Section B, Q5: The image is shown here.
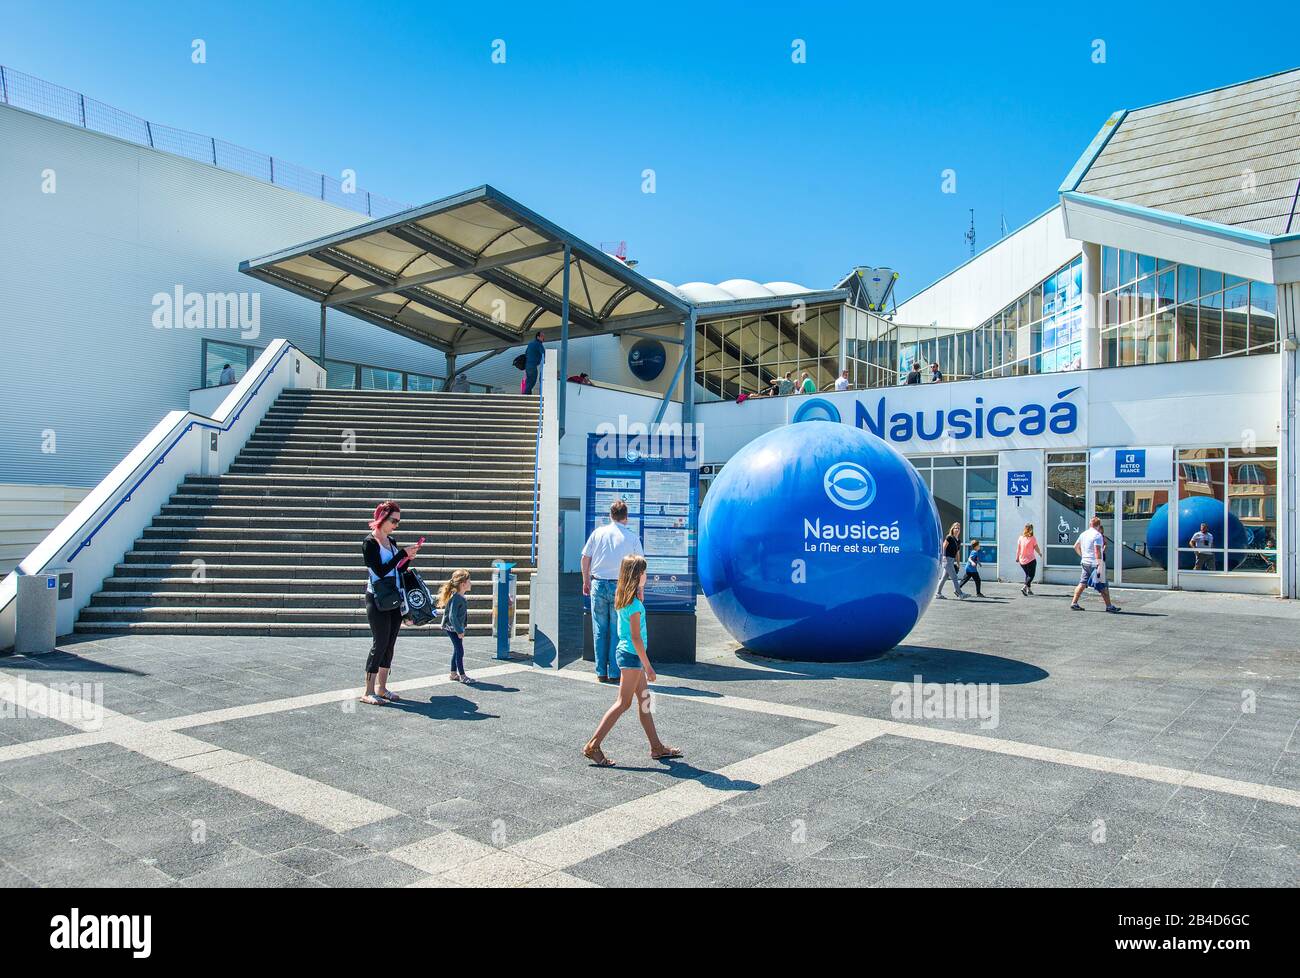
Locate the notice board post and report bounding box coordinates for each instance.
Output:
[582,431,699,664]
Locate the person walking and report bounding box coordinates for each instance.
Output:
[1190,521,1216,570]
[936,522,968,599]
[361,501,420,705]
[959,539,985,597]
[1070,516,1121,613]
[1016,523,1044,595]
[582,555,683,768]
[437,569,473,683]
[581,499,644,683]
[523,331,545,395]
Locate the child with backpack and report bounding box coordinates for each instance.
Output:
[959,540,985,598]
[437,569,473,683]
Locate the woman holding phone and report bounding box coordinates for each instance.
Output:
[361,500,421,705]
[582,555,683,767]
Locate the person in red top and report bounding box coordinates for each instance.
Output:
[1015,523,1044,596]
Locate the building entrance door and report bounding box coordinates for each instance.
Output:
[1088,486,1174,586]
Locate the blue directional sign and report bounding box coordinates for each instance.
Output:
[1007,470,1032,497]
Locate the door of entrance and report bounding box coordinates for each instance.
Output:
[1088,486,1174,586]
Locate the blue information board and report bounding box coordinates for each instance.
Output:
[585,433,699,611]
[1006,470,1032,497]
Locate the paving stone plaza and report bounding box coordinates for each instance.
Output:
[1,580,1296,888]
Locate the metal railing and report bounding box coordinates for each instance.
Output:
[530,363,543,565]
[0,64,409,220]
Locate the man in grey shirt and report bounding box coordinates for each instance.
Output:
[777,372,794,396]
[1190,522,1215,570]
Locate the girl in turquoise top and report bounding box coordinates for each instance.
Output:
[583,555,683,768]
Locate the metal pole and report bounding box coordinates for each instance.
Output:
[558,244,571,439]
[319,304,327,362]
[683,307,697,427]
[442,353,457,391]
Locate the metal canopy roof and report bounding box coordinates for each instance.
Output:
[239,185,692,355]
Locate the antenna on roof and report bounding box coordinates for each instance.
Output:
[600,240,637,268]
[964,209,976,256]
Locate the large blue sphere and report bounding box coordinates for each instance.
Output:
[1145,496,1248,570]
[699,421,941,661]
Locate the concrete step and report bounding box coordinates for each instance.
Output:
[137,527,532,542]
[242,435,536,451]
[73,621,511,637]
[234,449,535,465]
[87,590,530,609]
[259,409,537,425]
[77,605,528,626]
[113,562,535,579]
[100,576,532,593]
[276,391,537,407]
[208,473,532,490]
[153,512,532,527]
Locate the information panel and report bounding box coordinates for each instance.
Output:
[585,433,699,611]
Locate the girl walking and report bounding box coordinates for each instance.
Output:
[959,539,985,598]
[1016,523,1044,595]
[361,501,420,706]
[582,555,683,768]
[437,569,473,683]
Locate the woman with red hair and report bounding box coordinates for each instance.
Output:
[361,501,421,705]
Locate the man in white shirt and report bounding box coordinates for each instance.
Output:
[1190,522,1216,570]
[1070,516,1120,613]
[834,370,850,392]
[581,499,644,683]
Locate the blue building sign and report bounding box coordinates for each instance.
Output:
[585,433,699,610]
[1007,470,1032,496]
[1116,449,1146,479]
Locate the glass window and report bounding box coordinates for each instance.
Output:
[203,339,254,387]
[1046,461,1087,567]
[1249,282,1277,353]
[406,374,436,391]
[1201,269,1223,295]
[325,359,358,389]
[361,367,404,390]
[1137,253,1156,279]
[1198,305,1223,359]
[1176,304,1198,361]
[1120,250,1138,285]
[1177,265,1198,303]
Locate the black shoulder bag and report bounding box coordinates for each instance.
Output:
[370,537,404,612]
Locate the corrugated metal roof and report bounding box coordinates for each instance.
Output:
[1075,68,1300,236]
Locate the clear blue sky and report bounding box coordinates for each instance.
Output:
[3,0,1296,301]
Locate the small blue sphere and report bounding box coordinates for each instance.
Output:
[699,421,941,661]
[1145,496,1248,570]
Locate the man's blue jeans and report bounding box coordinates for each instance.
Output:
[589,579,620,680]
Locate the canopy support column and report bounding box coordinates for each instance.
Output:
[318,304,327,362]
[441,353,457,391]
[682,308,696,428]
[557,243,571,439]
[652,308,694,428]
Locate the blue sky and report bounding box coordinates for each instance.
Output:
[3,0,1296,300]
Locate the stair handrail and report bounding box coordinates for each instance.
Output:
[0,339,314,645]
[68,342,296,564]
[531,361,543,565]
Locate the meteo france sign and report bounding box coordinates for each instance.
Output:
[788,372,1088,454]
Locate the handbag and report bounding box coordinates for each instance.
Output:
[371,575,403,612]
[401,569,440,627]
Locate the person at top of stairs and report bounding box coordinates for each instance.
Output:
[362,501,421,706]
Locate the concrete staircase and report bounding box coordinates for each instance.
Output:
[77,388,539,637]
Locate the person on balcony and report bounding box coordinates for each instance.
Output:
[524,332,545,394]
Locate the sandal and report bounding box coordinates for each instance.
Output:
[377,689,402,702]
[583,743,615,767]
[651,746,684,760]
[359,694,386,706]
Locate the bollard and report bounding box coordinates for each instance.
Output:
[491,560,517,659]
